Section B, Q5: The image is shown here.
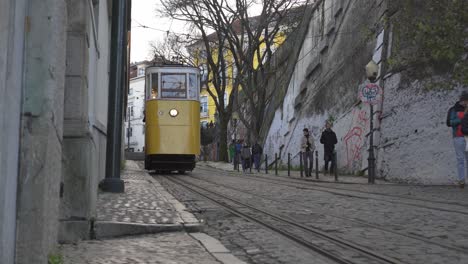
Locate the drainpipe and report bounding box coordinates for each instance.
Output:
[99,0,129,192]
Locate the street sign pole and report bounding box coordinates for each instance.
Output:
[360,83,381,184]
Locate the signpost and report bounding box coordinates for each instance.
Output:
[359,82,382,184]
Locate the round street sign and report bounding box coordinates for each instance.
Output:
[359,83,382,105]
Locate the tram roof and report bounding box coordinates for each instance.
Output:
[146,63,198,70]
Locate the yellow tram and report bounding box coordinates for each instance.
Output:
[144,64,200,173]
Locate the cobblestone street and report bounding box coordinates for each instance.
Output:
[158,163,468,264]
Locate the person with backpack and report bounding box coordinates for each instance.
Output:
[252,141,263,172]
[300,128,315,177]
[448,91,468,188]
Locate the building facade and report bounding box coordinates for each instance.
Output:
[0,0,129,263]
[125,61,149,152]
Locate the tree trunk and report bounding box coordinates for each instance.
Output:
[218,114,229,162]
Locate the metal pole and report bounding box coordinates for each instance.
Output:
[288,153,291,177]
[100,0,128,193]
[127,109,130,151]
[299,152,303,178]
[315,150,319,179]
[368,104,376,184]
[249,152,252,173]
[275,153,278,176]
[334,151,338,182]
[265,154,268,174]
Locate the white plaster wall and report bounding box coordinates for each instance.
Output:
[379,73,464,184]
[126,76,146,151]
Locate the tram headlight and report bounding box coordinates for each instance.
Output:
[169,109,179,117]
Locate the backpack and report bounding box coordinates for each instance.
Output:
[446,106,454,127]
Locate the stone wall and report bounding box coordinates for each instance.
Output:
[60,0,111,242]
[264,0,387,172]
[14,1,68,263]
[263,0,467,184]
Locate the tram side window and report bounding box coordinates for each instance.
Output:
[188,73,198,100]
[151,73,158,99]
[161,73,187,99]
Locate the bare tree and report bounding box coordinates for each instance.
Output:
[149,34,195,65]
[160,0,308,161]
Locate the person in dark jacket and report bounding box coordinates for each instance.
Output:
[449,92,468,188]
[241,142,251,172]
[234,140,243,170]
[320,121,338,174]
[252,142,263,172]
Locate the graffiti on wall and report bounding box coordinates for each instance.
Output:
[343,107,369,170]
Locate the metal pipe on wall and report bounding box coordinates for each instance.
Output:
[100,0,129,193]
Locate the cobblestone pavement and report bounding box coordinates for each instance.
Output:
[59,233,220,264]
[97,161,188,225]
[60,161,245,264]
[158,165,468,264]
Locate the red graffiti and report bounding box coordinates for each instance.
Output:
[344,109,369,168]
[344,127,364,167]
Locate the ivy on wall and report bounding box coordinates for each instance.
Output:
[389,0,468,88]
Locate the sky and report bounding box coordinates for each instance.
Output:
[130,0,272,63]
[130,0,188,63]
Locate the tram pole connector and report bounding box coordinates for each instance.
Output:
[299,152,303,178]
[288,153,291,177]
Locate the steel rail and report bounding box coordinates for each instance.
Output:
[182,174,468,255]
[196,166,468,214]
[162,175,403,264]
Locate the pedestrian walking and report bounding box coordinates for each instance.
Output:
[300,128,315,177]
[234,140,242,170]
[241,142,252,172]
[229,140,235,163]
[320,121,338,175]
[449,91,468,188]
[252,141,263,172]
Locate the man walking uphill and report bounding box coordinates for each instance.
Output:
[448,91,468,188]
[320,122,338,174]
[301,128,315,177]
[252,141,263,172]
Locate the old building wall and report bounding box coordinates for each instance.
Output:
[14,0,68,263]
[60,0,111,242]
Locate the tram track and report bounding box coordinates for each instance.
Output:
[196,166,468,215]
[178,174,468,255]
[161,175,405,264]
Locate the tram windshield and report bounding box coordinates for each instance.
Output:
[161,73,187,99]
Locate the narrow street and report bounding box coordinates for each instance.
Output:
[158,164,468,264]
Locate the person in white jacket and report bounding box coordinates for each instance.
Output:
[300,128,315,177]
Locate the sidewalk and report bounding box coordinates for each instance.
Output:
[201,161,391,185]
[60,160,246,264]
